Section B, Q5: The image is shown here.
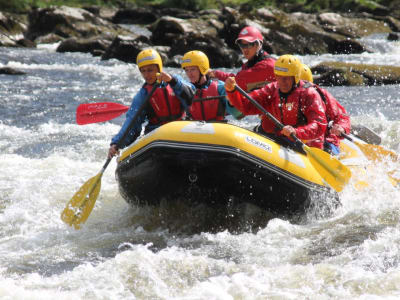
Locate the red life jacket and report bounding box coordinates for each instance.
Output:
[257,82,307,132]
[144,84,183,125]
[236,52,276,91]
[190,80,226,121]
[214,51,276,92]
[312,84,351,146]
[251,81,326,149]
[227,81,326,148]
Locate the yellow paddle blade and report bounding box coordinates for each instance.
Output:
[353,180,370,190]
[304,146,352,192]
[356,143,398,163]
[61,173,102,229]
[387,170,400,187]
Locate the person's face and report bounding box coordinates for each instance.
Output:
[184,66,201,83]
[237,40,258,60]
[139,64,159,84]
[276,75,295,93]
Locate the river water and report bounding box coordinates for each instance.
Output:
[0,34,400,299]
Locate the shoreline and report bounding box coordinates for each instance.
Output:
[1,4,400,86]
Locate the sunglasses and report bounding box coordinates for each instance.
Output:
[238,42,257,49]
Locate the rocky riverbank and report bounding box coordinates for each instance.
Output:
[1,4,400,86]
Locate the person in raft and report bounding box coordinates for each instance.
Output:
[224,54,328,150]
[108,48,193,158]
[208,26,276,92]
[173,50,243,121]
[300,64,351,155]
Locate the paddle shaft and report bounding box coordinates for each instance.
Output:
[342,133,357,143]
[234,85,351,191]
[115,83,159,149]
[86,81,157,175]
[83,156,112,205]
[234,86,381,149]
[61,82,160,228]
[234,85,304,144]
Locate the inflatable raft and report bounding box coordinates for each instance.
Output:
[115,121,355,215]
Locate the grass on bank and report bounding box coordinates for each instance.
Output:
[0,0,392,13]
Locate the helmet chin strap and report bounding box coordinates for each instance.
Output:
[195,75,202,85]
[195,74,207,86]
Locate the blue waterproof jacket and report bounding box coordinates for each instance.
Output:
[111,75,192,148]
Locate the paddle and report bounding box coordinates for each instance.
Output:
[234,85,352,192]
[342,134,399,187]
[351,124,382,145]
[387,170,400,186]
[76,102,129,125]
[342,133,398,162]
[61,82,160,229]
[76,96,226,125]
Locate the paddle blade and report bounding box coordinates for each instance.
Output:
[61,173,102,229]
[304,146,352,192]
[388,170,400,187]
[357,143,398,162]
[76,102,129,125]
[351,124,381,145]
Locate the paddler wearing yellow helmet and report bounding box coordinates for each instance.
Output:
[224,54,329,150]
[108,48,193,158]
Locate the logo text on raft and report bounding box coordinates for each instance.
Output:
[245,136,272,153]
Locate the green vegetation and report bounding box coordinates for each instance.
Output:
[0,0,391,13]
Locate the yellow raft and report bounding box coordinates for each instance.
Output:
[116,121,362,215]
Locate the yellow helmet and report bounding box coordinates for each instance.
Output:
[274,54,302,84]
[136,49,162,72]
[181,50,210,75]
[300,63,313,83]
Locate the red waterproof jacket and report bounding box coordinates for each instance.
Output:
[144,84,184,125]
[190,80,226,121]
[227,80,328,149]
[214,51,276,92]
[313,85,351,147]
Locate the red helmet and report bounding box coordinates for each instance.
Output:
[235,26,264,44]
